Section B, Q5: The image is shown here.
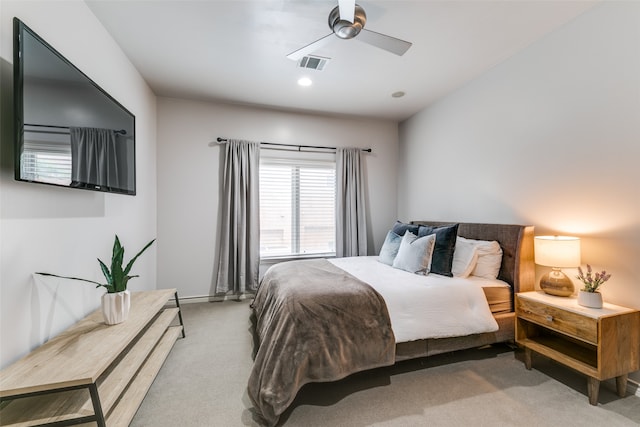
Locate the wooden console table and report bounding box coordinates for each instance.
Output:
[0,289,184,426]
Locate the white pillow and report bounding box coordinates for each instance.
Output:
[457,236,503,280]
[451,238,479,278]
[378,231,402,265]
[392,231,436,275]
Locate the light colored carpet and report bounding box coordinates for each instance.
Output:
[131,301,640,426]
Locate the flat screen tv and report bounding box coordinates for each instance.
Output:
[13,18,136,195]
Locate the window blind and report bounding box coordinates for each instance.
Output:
[260,157,336,258]
[21,139,72,185]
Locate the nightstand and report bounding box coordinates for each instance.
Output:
[515,291,640,405]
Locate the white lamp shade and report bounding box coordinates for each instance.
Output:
[534,236,581,268]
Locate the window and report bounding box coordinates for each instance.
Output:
[21,138,72,186]
[260,154,336,258]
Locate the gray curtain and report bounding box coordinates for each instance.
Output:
[70,127,123,190]
[336,147,368,257]
[216,139,260,294]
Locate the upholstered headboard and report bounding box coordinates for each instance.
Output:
[411,221,535,295]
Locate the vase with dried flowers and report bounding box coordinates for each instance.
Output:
[576,264,611,308]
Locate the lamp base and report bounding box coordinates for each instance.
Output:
[539,269,574,297]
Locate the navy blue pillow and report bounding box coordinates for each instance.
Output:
[391,221,420,236]
[418,223,459,277]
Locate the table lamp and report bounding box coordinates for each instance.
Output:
[534,235,581,297]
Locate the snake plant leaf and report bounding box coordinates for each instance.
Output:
[110,245,126,293]
[97,260,116,293]
[98,258,113,286]
[35,272,107,288]
[123,239,156,276]
[112,235,123,262]
[111,237,125,280]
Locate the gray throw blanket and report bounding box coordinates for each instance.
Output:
[248,259,396,426]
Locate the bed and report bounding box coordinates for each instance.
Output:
[249,221,535,426]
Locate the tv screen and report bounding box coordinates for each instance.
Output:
[13,18,136,195]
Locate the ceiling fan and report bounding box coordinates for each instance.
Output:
[287,0,412,61]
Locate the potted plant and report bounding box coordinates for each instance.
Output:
[37,236,155,325]
[575,264,611,308]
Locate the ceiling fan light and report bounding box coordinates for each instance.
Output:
[328,5,366,40]
[334,21,362,39]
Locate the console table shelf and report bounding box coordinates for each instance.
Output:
[0,289,184,426]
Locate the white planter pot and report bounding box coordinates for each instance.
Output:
[577,290,603,309]
[101,290,131,325]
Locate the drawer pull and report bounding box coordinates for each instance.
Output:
[545,315,554,322]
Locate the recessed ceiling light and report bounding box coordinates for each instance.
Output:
[298,77,313,87]
[391,91,405,98]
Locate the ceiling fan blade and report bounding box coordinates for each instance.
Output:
[286,33,334,61]
[338,0,356,23]
[357,29,412,56]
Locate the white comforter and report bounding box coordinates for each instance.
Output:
[329,256,501,343]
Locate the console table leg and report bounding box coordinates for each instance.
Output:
[615,374,628,397]
[587,377,600,405]
[174,291,186,338]
[524,348,532,370]
[89,383,106,427]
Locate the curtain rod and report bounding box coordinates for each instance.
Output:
[216,137,372,153]
[25,123,127,135]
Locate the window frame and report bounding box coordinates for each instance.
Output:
[259,150,336,261]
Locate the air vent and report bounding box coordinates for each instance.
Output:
[298,55,329,71]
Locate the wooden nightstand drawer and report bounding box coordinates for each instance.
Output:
[516,296,597,344]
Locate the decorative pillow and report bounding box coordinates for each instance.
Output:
[391,220,420,236]
[378,231,402,265]
[417,223,459,277]
[451,237,479,278]
[392,231,436,275]
[457,236,503,280]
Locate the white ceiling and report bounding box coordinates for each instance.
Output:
[86,0,597,121]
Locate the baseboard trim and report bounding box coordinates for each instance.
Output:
[628,378,640,397]
[178,296,211,304]
[177,294,255,304]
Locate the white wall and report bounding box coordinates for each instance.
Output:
[0,1,157,368]
[156,97,398,299]
[398,2,640,380]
